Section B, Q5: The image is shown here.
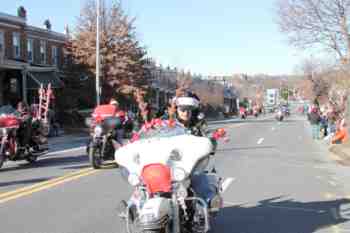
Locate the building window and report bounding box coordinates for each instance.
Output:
[51,46,59,66]
[13,32,21,59]
[27,39,34,63]
[40,40,46,64]
[10,78,18,94]
[0,31,4,54]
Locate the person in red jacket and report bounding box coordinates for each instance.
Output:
[332,119,349,144]
[109,99,126,147]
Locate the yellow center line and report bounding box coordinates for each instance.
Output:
[0,167,100,204]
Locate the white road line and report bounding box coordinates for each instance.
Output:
[329,181,338,187]
[221,177,235,193]
[45,146,85,156]
[257,138,264,145]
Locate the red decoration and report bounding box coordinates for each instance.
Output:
[130,132,140,143]
[212,128,227,141]
[167,119,176,128]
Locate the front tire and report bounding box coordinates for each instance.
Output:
[0,153,5,168]
[26,154,38,163]
[88,143,102,169]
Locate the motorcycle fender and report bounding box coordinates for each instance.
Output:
[139,197,171,221]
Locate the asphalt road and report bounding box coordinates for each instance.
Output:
[1,114,350,233]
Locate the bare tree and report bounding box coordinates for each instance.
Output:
[295,58,331,102]
[71,0,149,101]
[276,0,350,63]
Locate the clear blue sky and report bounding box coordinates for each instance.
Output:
[2,0,307,76]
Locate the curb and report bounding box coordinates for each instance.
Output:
[328,144,350,165]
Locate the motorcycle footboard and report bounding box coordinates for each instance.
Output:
[185,197,210,232]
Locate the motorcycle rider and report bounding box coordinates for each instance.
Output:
[16,101,32,151]
[167,91,206,136]
[118,92,225,229]
[109,99,125,148]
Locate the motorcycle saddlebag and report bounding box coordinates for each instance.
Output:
[191,173,221,209]
[0,116,21,128]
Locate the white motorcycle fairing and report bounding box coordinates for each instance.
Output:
[114,134,213,178]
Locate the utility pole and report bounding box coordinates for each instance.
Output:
[95,0,101,106]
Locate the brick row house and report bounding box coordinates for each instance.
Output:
[0,7,66,106]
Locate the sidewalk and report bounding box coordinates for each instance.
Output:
[303,119,350,165]
[329,142,350,165]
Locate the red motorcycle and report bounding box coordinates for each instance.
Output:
[0,106,48,169]
[87,104,122,169]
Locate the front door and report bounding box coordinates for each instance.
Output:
[2,70,22,107]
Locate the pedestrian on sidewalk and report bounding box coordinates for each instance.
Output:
[331,118,349,144]
[309,106,321,140]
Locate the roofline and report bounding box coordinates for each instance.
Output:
[0,12,26,25]
[26,25,67,40]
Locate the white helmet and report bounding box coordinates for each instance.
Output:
[173,96,199,110]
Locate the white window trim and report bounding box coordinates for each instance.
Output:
[27,38,34,63]
[40,40,47,64]
[51,45,58,66]
[13,32,21,59]
[0,30,4,52]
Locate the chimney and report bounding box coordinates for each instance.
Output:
[44,19,52,30]
[17,6,27,19]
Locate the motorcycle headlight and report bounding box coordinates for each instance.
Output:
[1,128,7,135]
[172,167,187,182]
[94,125,103,137]
[128,173,140,186]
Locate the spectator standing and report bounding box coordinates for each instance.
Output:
[331,119,349,144]
[309,107,321,140]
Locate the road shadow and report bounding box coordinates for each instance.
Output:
[0,154,88,172]
[217,146,276,152]
[0,177,54,187]
[211,196,350,233]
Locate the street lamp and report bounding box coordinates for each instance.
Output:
[95,0,101,106]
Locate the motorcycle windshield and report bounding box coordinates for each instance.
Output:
[0,106,21,128]
[0,105,20,117]
[137,121,189,140]
[115,120,213,179]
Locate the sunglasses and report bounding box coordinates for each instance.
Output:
[178,106,192,112]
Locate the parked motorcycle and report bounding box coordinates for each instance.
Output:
[0,105,48,169]
[115,120,231,233]
[87,104,122,169]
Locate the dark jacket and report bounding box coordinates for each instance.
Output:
[309,111,321,125]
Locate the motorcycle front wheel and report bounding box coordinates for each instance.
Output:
[0,153,5,168]
[88,143,102,169]
[26,154,38,163]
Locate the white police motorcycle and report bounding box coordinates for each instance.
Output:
[115,120,231,233]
